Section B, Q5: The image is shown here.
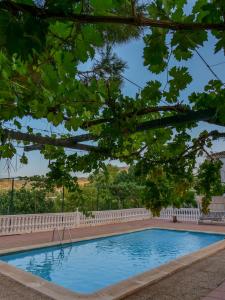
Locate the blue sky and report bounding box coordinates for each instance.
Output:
[0,32,225,178]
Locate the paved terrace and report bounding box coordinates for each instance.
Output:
[0,219,225,300]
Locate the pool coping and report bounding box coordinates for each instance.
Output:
[0,226,225,300]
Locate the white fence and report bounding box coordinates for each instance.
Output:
[0,207,201,236]
[158,208,200,222]
[80,208,150,226]
[0,212,80,236]
[0,208,150,236]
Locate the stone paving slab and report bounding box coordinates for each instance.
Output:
[0,219,225,300]
[202,279,225,300]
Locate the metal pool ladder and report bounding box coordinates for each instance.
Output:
[51,227,72,244]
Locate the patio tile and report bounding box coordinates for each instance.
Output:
[217,283,225,291]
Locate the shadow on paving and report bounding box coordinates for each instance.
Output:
[0,274,52,300]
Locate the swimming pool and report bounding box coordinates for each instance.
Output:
[0,228,224,294]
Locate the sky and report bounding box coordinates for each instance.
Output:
[0,29,225,178]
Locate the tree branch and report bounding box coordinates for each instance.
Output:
[174,130,225,162]
[1,1,225,31]
[134,109,215,132]
[81,104,190,129]
[1,109,218,153]
[21,104,190,129]
[131,0,136,17]
[23,143,98,152]
[3,129,99,152]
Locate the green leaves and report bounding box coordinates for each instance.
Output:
[0,188,55,215]
[13,120,22,129]
[0,143,16,158]
[148,0,186,21]
[190,80,225,124]
[144,29,169,74]
[164,67,192,102]
[142,163,195,216]
[20,153,28,164]
[0,0,224,211]
[172,30,208,61]
[214,32,225,54]
[196,159,225,213]
[141,81,162,105]
[169,66,192,89]
[91,0,113,13]
[4,14,48,59]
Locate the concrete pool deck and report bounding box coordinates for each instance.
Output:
[0,219,225,300]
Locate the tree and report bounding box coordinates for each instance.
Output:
[1,1,225,213]
[195,159,225,214]
[110,168,144,208]
[89,164,118,210]
[0,188,54,214]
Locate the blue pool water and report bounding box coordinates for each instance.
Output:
[0,229,224,294]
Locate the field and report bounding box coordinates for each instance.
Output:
[0,177,89,191]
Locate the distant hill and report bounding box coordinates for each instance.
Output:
[0,177,89,191]
[0,179,28,191]
[0,167,128,191]
[77,177,89,186]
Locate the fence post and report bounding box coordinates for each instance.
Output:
[61,185,65,213]
[9,178,15,215]
[76,208,80,227]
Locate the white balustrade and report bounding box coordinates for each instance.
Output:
[157,208,200,222]
[0,208,150,236]
[0,211,81,236]
[0,207,201,236]
[79,208,150,227]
